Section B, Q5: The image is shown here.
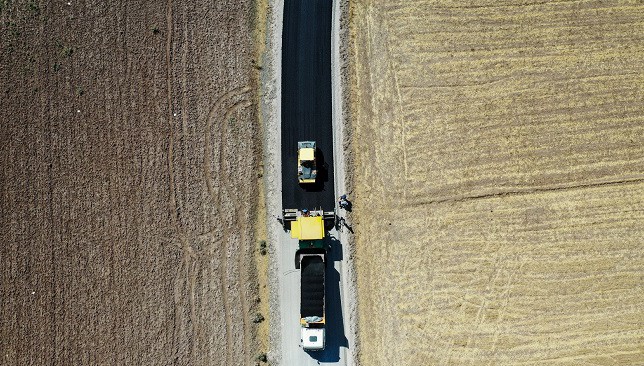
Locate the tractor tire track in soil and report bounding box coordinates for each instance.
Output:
[203,86,254,366]
[0,1,263,365]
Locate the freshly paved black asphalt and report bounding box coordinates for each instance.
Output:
[282,0,335,211]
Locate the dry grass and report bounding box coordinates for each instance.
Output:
[349,1,644,364]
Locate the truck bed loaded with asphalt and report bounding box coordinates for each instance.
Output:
[299,249,326,350]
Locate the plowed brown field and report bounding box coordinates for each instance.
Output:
[349,1,644,365]
[1,1,264,365]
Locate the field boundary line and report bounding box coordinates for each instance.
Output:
[414,176,644,206]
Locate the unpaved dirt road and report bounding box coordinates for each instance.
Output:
[349,0,644,365]
[1,1,264,365]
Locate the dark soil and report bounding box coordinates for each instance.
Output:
[1,1,262,365]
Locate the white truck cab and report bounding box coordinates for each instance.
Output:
[301,327,325,351]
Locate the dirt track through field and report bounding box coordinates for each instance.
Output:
[349,1,644,365]
[1,1,264,365]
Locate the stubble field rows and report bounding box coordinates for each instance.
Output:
[349,1,644,365]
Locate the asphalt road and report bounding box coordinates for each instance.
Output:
[276,0,353,365]
[281,0,335,211]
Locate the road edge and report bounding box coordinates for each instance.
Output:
[260,0,284,364]
[331,0,360,365]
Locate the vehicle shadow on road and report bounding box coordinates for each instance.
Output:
[327,234,343,262]
[300,148,329,193]
[306,234,348,362]
[307,265,348,363]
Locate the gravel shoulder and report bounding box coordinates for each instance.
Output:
[331,0,360,364]
[259,0,285,363]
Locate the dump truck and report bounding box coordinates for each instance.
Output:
[298,248,326,351]
[297,141,317,184]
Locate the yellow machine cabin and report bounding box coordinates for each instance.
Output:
[297,141,317,184]
[291,215,325,241]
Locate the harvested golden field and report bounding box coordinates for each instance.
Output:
[1,1,265,365]
[349,0,644,364]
